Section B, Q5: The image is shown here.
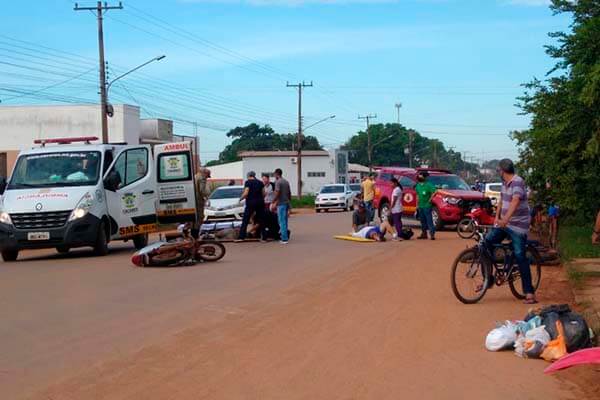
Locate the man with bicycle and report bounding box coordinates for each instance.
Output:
[486,159,537,304]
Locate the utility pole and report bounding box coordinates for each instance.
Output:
[287,81,313,197]
[432,140,438,168]
[408,130,414,168]
[394,102,402,125]
[75,1,123,144]
[358,114,377,172]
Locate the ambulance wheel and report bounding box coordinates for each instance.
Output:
[56,246,70,254]
[133,234,148,250]
[93,222,109,256]
[1,249,18,262]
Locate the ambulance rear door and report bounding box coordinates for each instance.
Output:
[154,142,198,225]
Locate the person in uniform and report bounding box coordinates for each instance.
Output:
[193,167,211,238]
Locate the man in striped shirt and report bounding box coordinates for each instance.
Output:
[486,159,537,304]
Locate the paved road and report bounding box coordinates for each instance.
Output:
[0,211,582,399]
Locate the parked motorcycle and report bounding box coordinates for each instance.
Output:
[131,223,226,267]
[456,205,496,239]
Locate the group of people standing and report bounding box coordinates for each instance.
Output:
[236,168,292,244]
[351,172,435,242]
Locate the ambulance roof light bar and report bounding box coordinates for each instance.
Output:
[34,136,99,147]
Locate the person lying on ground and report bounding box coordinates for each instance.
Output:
[352,201,369,232]
[350,219,393,241]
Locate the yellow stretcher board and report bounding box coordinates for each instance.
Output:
[334,235,376,242]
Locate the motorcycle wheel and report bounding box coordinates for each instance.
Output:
[457,218,476,239]
[196,242,226,262]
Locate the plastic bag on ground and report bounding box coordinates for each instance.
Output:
[514,326,552,358]
[515,316,542,334]
[486,321,518,351]
[541,320,568,362]
[526,304,592,352]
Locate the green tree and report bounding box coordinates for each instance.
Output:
[342,123,479,177]
[512,0,600,218]
[209,123,322,165]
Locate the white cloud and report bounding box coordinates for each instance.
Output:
[109,26,437,72]
[179,0,399,5]
[503,0,551,6]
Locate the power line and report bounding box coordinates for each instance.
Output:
[0,66,96,102]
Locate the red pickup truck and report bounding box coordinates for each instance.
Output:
[373,167,487,230]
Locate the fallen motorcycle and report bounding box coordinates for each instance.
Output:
[456,205,496,239]
[131,223,226,267]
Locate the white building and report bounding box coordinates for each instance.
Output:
[208,160,244,185]
[241,151,334,196]
[0,104,141,147]
[205,150,357,196]
[0,103,198,176]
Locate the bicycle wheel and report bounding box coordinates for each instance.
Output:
[509,246,542,300]
[451,247,491,304]
[196,242,226,262]
[457,218,476,239]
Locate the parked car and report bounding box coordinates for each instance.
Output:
[204,185,245,221]
[484,182,502,207]
[349,183,362,206]
[373,167,487,230]
[315,184,354,212]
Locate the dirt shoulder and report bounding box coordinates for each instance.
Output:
[30,231,588,400]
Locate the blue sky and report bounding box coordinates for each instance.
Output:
[1,0,569,163]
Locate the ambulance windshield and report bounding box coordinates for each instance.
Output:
[9,151,101,189]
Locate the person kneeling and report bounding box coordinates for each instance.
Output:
[352,201,369,232]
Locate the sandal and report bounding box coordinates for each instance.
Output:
[523,297,538,305]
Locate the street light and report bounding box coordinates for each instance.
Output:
[373,133,394,148]
[106,55,166,94]
[367,133,395,170]
[303,115,336,131]
[102,55,165,138]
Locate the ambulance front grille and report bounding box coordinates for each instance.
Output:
[10,210,71,230]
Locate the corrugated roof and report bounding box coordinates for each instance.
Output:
[239,150,329,157]
[348,163,369,172]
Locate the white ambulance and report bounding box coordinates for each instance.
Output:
[0,137,198,261]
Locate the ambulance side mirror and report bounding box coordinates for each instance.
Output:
[0,177,6,195]
[103,171,121,192]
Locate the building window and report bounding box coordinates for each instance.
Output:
[307,171,326,177]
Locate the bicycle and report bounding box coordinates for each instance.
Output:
[450,229,542,304]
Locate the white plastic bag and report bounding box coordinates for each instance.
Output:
[526,326,551,344]
[485,321,518,351]
[514,326,551,358]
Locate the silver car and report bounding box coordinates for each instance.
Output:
[204,185,245,221]
[315,184,354,212]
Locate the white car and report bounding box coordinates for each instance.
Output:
[349,183,362,206]
[204,185,245,221]
[484,182,502,207]
[315,184,354,212]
